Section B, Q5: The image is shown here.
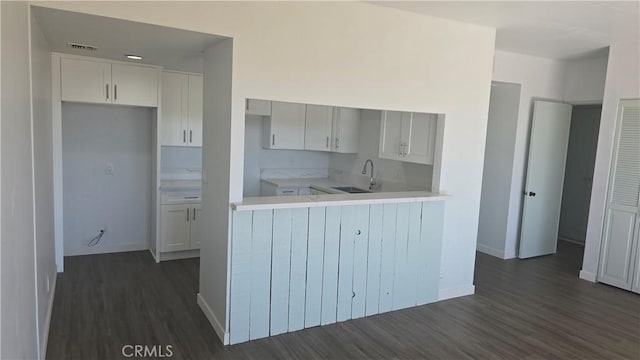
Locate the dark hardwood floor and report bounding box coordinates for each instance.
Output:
[47,241,640,359]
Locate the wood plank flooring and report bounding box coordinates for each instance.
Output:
[47,241,640,359]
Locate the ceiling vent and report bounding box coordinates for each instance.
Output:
[67,42,98,52]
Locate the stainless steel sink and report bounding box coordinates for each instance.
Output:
[331,186,371,194]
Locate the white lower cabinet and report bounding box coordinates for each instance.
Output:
[160,204,201,252]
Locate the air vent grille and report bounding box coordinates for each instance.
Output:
[67,42,98,51]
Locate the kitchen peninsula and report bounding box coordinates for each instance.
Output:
[217,99,449,344]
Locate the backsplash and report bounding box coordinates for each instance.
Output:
[261,168,329,179]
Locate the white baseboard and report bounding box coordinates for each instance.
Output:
[64,243,148,256]
[439,284,475,301]
[476,244,516,259]
[558,237,585,246]
[579,270,597,282]
[197,293,229,345]
[40,273,57,358]
[159,249,200,262]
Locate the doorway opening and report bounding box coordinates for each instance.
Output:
[557,104,602,262]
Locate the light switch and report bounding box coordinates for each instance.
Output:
[105,162,115,175]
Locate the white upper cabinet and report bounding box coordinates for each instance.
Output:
[246,99,272,116]
[61,57,159,107]
[379,111,437,165]
[331,107,360,153]
[111,64,158,107]
[263,101,306,150]
[61,58,112,104]
[160,71,203,147]
[404,112,438,164]
[304,104,333,151]
[160,72,188,146]
[187,74,203,147]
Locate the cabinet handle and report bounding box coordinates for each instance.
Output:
[186,208,190,221]
[114,85,117,100]
[272,134,275,146]
[335,138,339,149]
[183,130,186,143]
[192,208,196,220]
[246,99,249,110]
[190,130,193,143]
[106,84,109,100]
[326,136,329,148]
[399,143,403,156]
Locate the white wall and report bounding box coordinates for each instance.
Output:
[30,7,56,356]
[563,56,608,104]
[61,103,152,255]
[200,38,234,342]
[491,50,567,258]
[1,2,38,358]
[161,146,202,170]
[244,115,331,196]
[36,1,496,337]
[583,38,640,280]
[476,82,521,258]
[329,109,432,191]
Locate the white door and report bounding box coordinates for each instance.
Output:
[160,72,188,145]
[404,112,437,165]
[632,220,640,294]
[304,104,332,151]
[112,63,159,107]
[379,111,404,160]
[160,205,191,252]
[519,101,572,258]
[598,99,640,289]
[268,102,306,149]
[332,108,360,153]
[60,58,111,104]
[187,74,203,147]
[190,204,202,249]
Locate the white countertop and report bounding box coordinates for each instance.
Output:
[160,180,202,191]
[232,191,449,211]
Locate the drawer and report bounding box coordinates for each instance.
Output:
[276,187,299,196]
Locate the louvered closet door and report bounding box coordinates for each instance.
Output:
[598,100,640,290]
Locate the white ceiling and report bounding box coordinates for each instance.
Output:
[374,1,639,60]
[32,6,226,73]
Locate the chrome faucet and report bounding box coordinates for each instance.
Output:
[361,159,376,190]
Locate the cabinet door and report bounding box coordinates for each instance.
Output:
[190,205,202,249]
[246,99,272,116]
[187,75,203,147]
[265,102,306,149]
[160,72,188,146]
[305,105,333,151]
[112,63,159,107]
[379,111,404,160]
[160,205,191,252]
[332,108,360,153]
[404,113,437,165]
[61,58,111,104]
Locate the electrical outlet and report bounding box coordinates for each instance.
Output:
[105,162,115,175]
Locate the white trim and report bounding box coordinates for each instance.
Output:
[579,270,597,282]
[64,244,148,257]
[476,244,516,259]
[39,273,57,358]
[438,285,475,301]
[52,52,63,273]
[158,249,199,261]
[558,237,585,246]
[149,248,159,263]
[197,293,229,345]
